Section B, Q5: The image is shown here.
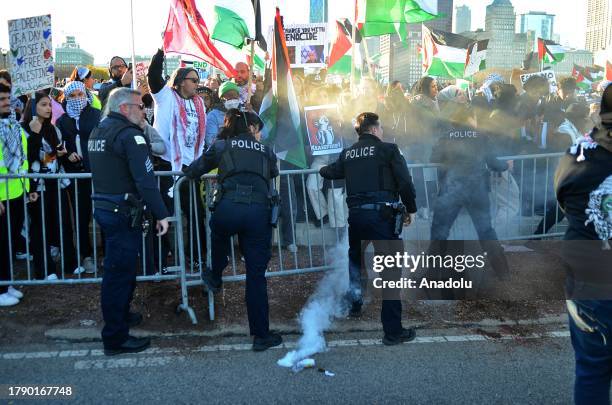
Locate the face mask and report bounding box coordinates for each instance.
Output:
[66,97,88,120]
[224,99,240,110]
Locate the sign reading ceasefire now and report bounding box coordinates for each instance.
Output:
[8,14,54,97]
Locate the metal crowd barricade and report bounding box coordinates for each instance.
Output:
[174,153,568,323]
[1,152,568,324]
[0,171,184,287]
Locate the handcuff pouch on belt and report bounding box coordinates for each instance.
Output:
[231,184,254,204]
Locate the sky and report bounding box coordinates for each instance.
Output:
[0,0,587,66]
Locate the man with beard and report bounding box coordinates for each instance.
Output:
[98,56,134,106]
[232,62,261,112]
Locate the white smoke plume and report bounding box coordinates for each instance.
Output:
[278,237,350,368]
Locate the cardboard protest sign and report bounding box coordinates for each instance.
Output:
[283,24,327,68]
[8,14,54,96]
[520,70,558,93]
[135,61,150,94]
[304,105,343,156]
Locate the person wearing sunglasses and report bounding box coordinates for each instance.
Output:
[147,48,208,268]
[88,87,170,356]
[98,56,133,107]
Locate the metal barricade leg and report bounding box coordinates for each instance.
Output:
[173,176,198,324]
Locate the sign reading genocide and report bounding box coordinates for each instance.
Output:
[283,23,327,68]
[8,14,54,97]
[520,70,558,93]
[304,105,343,156]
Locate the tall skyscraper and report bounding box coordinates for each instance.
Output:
[485,0,528,70]
[520,11,555,40]
[455,5,471,34]
[309,0,328,23]
[586,0,612,52]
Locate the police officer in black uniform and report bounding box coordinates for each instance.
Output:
[183,108,282,352]
[88,88,170,356]
[429,103,510,283]
[320,112,418,346]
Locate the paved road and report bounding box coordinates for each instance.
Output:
[1,329,576,404]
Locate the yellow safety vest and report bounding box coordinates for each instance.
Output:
[91,93,102,110]
[0,128,30,201]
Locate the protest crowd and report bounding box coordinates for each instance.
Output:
[2,58,610,299]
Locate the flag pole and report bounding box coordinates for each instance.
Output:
[359,28,375,80]
[350,0,358,94]
[130,0,137,90]
[247,0,259,105]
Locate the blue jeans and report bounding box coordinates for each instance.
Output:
[210,199,272,338]
[569,300,612,405]
[94,208,142,349]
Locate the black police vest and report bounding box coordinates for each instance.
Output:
[88,119,139,195]
[217,135,271,186]
[342,138,398,195]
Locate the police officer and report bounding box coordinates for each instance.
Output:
[429,104,510,283]
[88,88,170,356]
[183,108,282,352]
[320,112,418,346]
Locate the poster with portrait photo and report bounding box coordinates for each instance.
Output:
[304,105,343,156]
[301,45,325,65]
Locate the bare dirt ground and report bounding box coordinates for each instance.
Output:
[0,245,568,345]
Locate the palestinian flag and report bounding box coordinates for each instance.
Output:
[357,0,439,41]
[422,25,481,79]
[572,64,594,91]
[328,19,362,69]
[538,38,565,64]
[259,8,307,169]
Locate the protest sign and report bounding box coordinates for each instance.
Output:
[8,14,54,96]
[304,105,343,156]
[283,24,327,68]
[520,70,558,93]
[135,61,150,94]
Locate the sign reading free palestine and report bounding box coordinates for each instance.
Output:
[8,14,54,97]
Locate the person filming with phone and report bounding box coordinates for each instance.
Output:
[99,56,134,106]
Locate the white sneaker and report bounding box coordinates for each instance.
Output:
[0,292,19,307]
[83,257,96,274]
[7,286,23,299]
[16,252,33,261]
[46,273,58,281]
[73,266,86,275]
